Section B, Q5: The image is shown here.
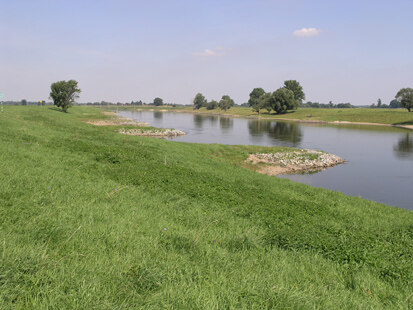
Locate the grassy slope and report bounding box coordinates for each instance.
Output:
[0,106,412,309]
[120,106,413,126]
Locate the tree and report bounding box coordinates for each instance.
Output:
[49,80,81,112]
[395,88,413,112]
[390,99,401,109]
[269,88,295,114]
[206,100,218,110]
[283,80,305,107]
[377,98,382,108]
[193,93,207,110]
[218,95,235,111]
[21,99,27,106]
[153,97,163,106]
[248,88,266,114]
[259,92,272,113]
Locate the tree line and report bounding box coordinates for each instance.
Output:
[301,101,354,109]
[369,98,403,109]
[193,80,306,114]
[247,80,305,114]
[193,94,235,111]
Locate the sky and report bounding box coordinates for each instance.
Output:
[1,0,413,105]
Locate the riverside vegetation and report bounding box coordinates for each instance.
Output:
[0,106,412,309]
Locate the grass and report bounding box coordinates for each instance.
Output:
[116,105,413,126]
[0,106,412,309]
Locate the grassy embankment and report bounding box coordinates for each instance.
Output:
[0,106,412,309]
[119,105,413,126]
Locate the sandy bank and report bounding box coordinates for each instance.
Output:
[118,128,186,137]
[246,149,345,176]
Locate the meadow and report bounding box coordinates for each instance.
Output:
[0,106,412,309]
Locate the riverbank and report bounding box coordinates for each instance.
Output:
[1,106,412,309]
[247,150,345,175]
[118,106,413,130]
[86,111,186,137]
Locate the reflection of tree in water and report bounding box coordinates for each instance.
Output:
[153,111,163,119]
[207,115,218,125]
[219,117,233,131]
[248,120,302,145]
[394,133,413,159]
[193,114,204,128]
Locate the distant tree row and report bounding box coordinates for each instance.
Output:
[193,94,235,111]
[2,99,50,106]
[248,80,305,114]
[302,101,354,109]
[84,98,177,107]
[369,98,403,109]
[368,88,413,112]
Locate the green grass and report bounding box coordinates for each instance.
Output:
[0,106,412,309]
[118,105,413,126]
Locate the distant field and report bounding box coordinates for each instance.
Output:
[0,106,412,309]
[116,105,413,126]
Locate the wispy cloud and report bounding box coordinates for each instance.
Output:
[293,27,321,37]
[192,47,228,57]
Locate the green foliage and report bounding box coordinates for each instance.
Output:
[49,80,81,112]
[395,88,413,112]
[218,95,235,111]
[248,88,266,112]
[377,98,382,108]
[269,88,297,114]
[21,99,27,106]
[248,81,305,114]
[153,97,163,106]
[283,80,305,106]
[0,106,412,308]
[193,93,207,110]
[390,99,402,109]
[206,100,218,110]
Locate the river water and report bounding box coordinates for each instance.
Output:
[120,110,413,210]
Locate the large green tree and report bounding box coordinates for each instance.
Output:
[193,93,207,110]
[248,88,266,114]
[49,80,81,112]
[269,88,296,114]
[283,80,305,107]
[153,97,163,106]
[218,95,235,111]
[206,100,218,110]
[395,88,413,112]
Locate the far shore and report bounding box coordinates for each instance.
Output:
[116,106,413,131]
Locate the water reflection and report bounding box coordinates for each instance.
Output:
[220,117,234,132]
[394,133,413,159]
[193,114,204,128]
[248,120,302,145]
[153,111,163,119]
[207,115,218,125]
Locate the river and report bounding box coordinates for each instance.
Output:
[120,110,413,210]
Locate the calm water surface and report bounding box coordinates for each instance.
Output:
[120,110,413,210]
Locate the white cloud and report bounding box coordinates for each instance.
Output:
[293,27,321,37]
[193,47,228,57]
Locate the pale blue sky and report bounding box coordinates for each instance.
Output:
[1,0,412,105]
